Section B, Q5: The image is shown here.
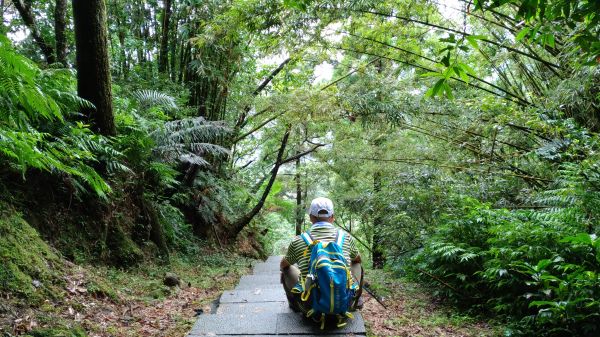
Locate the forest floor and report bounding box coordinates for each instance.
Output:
[1,251,255,337]
[362,270,502,337]
[2,254,500,337]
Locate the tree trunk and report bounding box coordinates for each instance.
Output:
[372,170,385,269]
[72,0,116,136]
[54,0,68,66]
[141,194,170,259]
[169,0,179,81]
[12,0,56,64]
[158,0,171,73]
[1,0,6,32]
[372,58,386,269]
[295,155,303,235]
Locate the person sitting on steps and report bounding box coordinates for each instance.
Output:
[280,197,363,315]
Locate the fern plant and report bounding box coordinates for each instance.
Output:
[0,35,110,197]
[151,117,230,166]
[411,170,600,336]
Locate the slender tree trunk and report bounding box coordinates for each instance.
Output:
[139,188,170,259]
[1,0,6,33]
[372,59,386,269]
[54,0,68,66]
[372,170,385,269]
[118,30,127,79]
[12,0,56,64]
[158,0,171,73]
[110,0,127,79]
[295,155,303,235]
[72,0,116,136]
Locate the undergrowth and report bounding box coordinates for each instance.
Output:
[364,269,501,337]
[0,203,64,305]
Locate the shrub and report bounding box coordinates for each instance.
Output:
[410,195,600,336]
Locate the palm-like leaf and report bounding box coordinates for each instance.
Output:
[151,117,230,167]
[132,89,177,111]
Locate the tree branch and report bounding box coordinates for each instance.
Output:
[333,34,532,106]
[233,111,285,143]
[279,143,326,166]
[12,0,55,64]
[235,58,292,130]
[334,45,531,106]
[230,127,291,235]
[352,9,560,71]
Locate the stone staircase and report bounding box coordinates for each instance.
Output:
[187,256,367,336]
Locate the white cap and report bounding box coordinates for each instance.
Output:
[309,197,334,218]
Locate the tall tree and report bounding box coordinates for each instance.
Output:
[72,0,116,136]
[12,0,56,64]
[158,0,171,73]
[295,154,302,235]
[54,0,68,66]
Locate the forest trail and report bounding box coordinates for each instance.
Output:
[187,256,366,336]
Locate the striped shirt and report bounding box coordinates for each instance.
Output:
[284,222,359,277]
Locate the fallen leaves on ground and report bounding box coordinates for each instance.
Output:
[2,263,244,337]
[361,278,499,337]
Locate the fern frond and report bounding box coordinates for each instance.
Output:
[132,90,177,110]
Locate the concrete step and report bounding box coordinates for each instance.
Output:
[266,255,283,264]
[234,283,283,291]
[215,302,293,315]
[189,332,365,337]
[189,312,276,336]
[187,256,366,337]
[188,312,366,336]
[252,263,281,274]
[238,274,281,288]
[277,312,366,335]
[220,288,287,303]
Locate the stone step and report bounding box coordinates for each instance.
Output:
[277,312,366,335]
[215,302,293,315]
[252,263,281,274]
[238,274,281,288]
[266,255,283,264]
[234,283,283,291]
[219,288,287,303]
[188,312,366,336]
[189,333,354,337]
[189,312,276,336]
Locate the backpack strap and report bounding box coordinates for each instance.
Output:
[336,229,345,246]
[300,231,314,246]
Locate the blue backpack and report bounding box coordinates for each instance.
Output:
[296,229,358,329]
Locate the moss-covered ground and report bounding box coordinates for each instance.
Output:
[0,204,255,337]
[0,204,65,304]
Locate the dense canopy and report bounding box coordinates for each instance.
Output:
[1,0,599,336]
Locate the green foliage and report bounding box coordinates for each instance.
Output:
[476,0,600,63]
[157,201,197,254]
[411,174,600,336]
[0,35,110,197]
[27,327,88,337]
